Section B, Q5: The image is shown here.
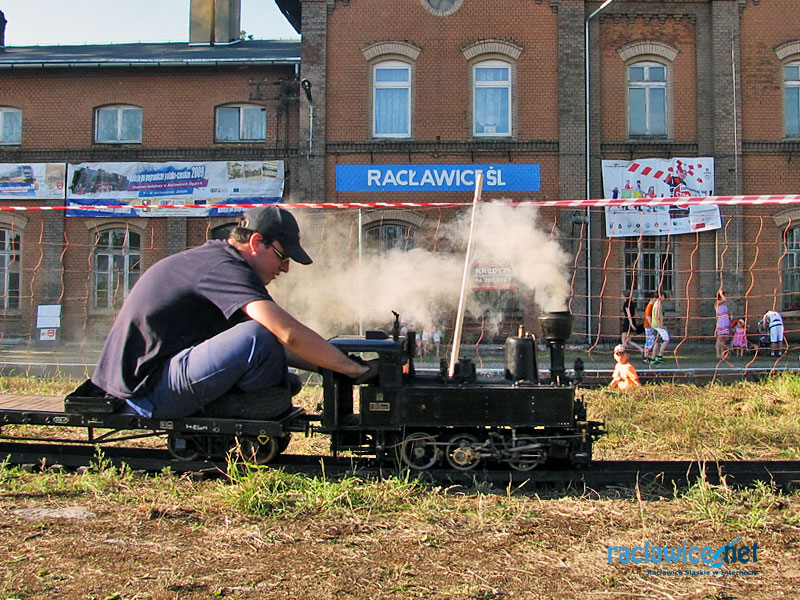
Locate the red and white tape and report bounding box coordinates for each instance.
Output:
[1,195,800,211]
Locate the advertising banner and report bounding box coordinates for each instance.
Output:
[335,164,540,192]
[602,158,721,237]
[0,163,66,200]
[66,160,284,217]
[472,263,517,291]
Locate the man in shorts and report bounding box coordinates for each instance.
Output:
[643,294,656,363]
[650,290,670,363]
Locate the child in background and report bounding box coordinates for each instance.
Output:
[609,344,640,391]
[731,318,748,357]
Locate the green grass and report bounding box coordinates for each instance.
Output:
[587,372,800,460]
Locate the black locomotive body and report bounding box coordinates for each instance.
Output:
[0,311,604,472]
[317,311,604,471]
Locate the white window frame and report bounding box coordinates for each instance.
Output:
[624,237,674,301]
[0,227,21,312]
[785,61,800,136]
[472,59,512,137]
[0,108,22,145]
[95,105,142,144]
[365,222,418,252]
[782,226,800,308]
[215,104,267,142]
[627,61,667,137]
[373,60,412,138]
[92,227,141,311]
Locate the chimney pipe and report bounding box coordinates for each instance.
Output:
[0,10,7,49]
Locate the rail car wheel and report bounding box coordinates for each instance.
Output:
[506,435,546,471]
[400,432,441,470]
[167,433,201,461]
[445,433,481,471]
[234,435,280,464]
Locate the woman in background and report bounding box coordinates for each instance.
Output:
[715,290,731,359]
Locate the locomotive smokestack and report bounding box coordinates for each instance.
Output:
[538,311,574,385]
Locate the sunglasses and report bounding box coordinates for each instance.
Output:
[264,242,289,263]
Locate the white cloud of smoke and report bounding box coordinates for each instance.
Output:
[269,202,571,338]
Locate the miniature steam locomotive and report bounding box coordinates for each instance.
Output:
[0,311,604,472]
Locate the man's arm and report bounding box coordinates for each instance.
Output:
[243,299,367,378]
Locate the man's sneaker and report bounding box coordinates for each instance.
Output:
[654,356,664,363]
[642,357,650,364]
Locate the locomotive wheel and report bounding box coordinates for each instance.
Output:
[445,433,481,471]
[506,435,546,471]
[167,433,201,461]
[234,435,280,464]
[400,432,441,470]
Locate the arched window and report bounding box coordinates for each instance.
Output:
[785,61,800,136]
[373,60,412,138]
[95,105,142,143]
[0,108,22,145]
[623,237,674,301]
[92,228,141,310]
[215,104,266,142]
[472,59,511,137]
[782,225,800,307]
[0,227,21,311]
[365,222,417,251]
[628,61,667,136]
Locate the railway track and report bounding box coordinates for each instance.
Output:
[2,441,798,490]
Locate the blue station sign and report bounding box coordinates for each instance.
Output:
[335,164,540,192]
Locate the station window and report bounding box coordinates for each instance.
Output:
[216,104,266,142]
[473,60,511,137]
[785,62,800,136]
[0,108,22,145]
[95,105,142,144]
[373,61,412,138]
[628,62,667,136]
[782,225,800,308]
[93,228,141,310]
[365,223,417,251]
[0,228,21,312]
[623,237,674,301]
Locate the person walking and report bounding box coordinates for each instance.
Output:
[650,291,670,363]
[620,298,645,359]
[642,294,656,363]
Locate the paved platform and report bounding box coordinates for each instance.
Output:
[1,342,797,386]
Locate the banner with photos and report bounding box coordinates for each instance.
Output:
[65,160,284,217]
[0,163,66,199]
[602,158,721,238]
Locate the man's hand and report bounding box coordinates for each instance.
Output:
[348,355,380,385]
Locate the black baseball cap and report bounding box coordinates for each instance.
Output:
[238,206,312,265]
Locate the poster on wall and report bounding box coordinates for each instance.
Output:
[0,163,66,199]
[602,158,721,238]
[65,160,284,217]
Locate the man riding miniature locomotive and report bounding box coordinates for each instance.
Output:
[90,206,375,419]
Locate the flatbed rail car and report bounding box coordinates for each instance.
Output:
[0,392,306,463]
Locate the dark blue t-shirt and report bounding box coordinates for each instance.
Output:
[92,240,272,398]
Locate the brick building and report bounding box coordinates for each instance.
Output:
[0,0,301,342]
[290,0,800,343]
[1,0,800,347]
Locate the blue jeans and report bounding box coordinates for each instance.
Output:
[126,320,287,418]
